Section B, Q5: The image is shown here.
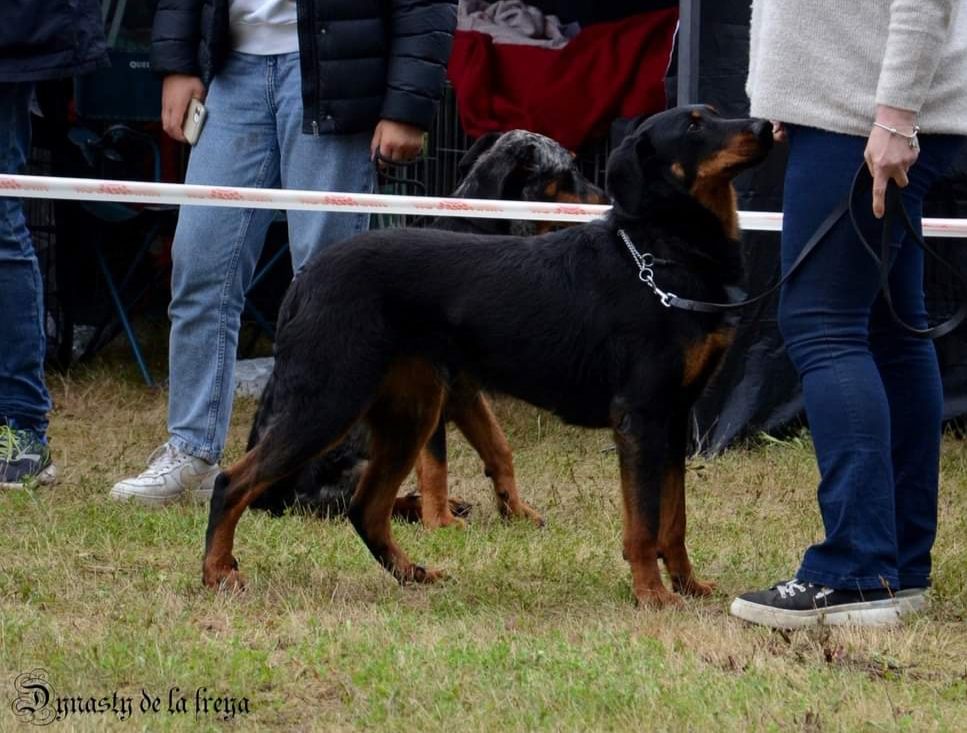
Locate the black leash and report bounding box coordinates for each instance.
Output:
[852,170,967,339]
[373,150,426,195]
[619,164,967,339]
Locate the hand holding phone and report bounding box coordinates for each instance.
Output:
[182,98,208,146]
[161,74,206,143]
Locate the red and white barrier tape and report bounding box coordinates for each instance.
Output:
[3,173,967,237]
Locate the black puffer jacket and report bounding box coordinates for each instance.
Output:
[0,0,108,82]
[151,0,457,134]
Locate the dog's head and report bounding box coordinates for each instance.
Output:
[454,130,608,235]
[606,106,773,236]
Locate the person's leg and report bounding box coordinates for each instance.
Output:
[779,126,900,591]
[869,135,967,592]
[731,126,902,628]
[0,82,55,488]
[731,129,967,628]
[167,54,283,463]
[273,53,373,271]
[112,53,281,503]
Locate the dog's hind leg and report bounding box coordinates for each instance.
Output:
[203,357,386,589]
[450,393,543,527]
[659,408,716,598]
[348,359,448,583]
[202,448,270,590]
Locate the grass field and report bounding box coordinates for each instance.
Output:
[2,352,967,731]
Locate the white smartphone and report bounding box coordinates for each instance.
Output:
[182,98,208,146]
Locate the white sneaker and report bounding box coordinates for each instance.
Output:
[110,443,219,506]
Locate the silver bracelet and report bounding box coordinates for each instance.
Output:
[873,121,921,150]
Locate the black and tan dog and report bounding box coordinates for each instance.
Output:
[249,129,607,526]
[205,106,772,607]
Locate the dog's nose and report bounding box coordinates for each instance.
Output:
[751,119,773,139]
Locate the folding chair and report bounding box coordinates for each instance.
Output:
[66,125,174,386]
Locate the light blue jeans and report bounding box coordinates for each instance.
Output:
[168,52,374,463]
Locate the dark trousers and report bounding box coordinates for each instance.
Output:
[0,82,50,434]
[779,125,966,590]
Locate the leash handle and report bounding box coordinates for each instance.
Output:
[848,166,967,339]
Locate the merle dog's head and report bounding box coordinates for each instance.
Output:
[606,106,773,233]
[454,130,608,235]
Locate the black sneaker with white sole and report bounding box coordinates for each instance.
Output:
[730,578,903,629]
[895,587,928,614]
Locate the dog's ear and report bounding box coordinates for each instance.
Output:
[605,130,657,219]
[454,134,534,201]
[457,132,504,181]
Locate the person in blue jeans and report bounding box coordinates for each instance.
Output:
[111,1,457,504]
[731,0,967,628]
[0,1,108,488]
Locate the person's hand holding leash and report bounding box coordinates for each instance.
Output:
[770,120,787,143]
[371,119,424,165]
[162,74,206,143]
[865,105,920,219]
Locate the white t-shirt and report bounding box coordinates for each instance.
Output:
[229,0,300,55]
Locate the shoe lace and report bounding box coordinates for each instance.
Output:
[0,425,22,461]
[143,443,191,477]
[776,579,809,599]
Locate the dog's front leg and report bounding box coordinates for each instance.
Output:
[415,421,466,529]
[611,404,682,608]
[658,407,716,598]
[451,392,543,527]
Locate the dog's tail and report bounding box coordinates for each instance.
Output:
[247,364,371,516]
[247,369,278,451]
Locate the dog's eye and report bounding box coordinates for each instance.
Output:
[688,119,702,133]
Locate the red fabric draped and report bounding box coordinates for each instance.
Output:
[446,9,679,150]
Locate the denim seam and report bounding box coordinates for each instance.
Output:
[265,55,277,117]
[201,145,277,461]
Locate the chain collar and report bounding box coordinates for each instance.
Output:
[617,229,677,308]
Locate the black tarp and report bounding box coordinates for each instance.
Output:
[664,1,967,452]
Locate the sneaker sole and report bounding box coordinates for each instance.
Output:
[109,484,214,506]
[729,597,903,629]
[896,590,928,615]
[0,463,58,490]
[109,485,183,506]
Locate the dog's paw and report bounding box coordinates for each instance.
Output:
[423,512,467,530]
[498,499,545,528]
[517,503,545,528]
[448,496,474,518]
[202,558,246,593]
[397,564,447,585]
[672,576,717,598]
[634,586,684,609]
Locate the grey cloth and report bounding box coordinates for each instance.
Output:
[458,0,579,48]
[748,0,967,136]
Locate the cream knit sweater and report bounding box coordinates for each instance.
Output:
[747,0,967,136]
